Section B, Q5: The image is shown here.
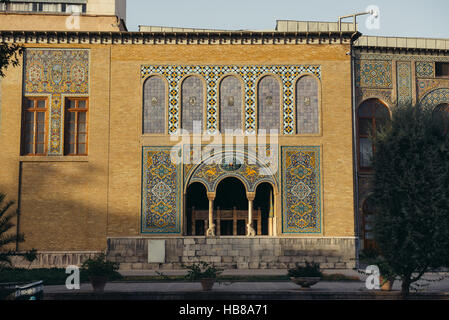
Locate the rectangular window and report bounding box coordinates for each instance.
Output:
[22,97,47,156]
[41,3,62,12]
[64,98,88,156]
[436,62,449,78]
[10,3,33,12]
[65,4,83,14]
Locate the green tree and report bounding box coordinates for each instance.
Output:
[372,103,449,297]
[0,193,25,268]
[0,1,23,77]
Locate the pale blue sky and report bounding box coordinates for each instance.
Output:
[126,0,449,39]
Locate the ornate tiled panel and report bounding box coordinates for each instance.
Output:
[355,60,392,89]
[397,61,412,106]
[141,65,321,135]
[24,49,89,155]
[420,88,449,109]
[417,79,449,100]
[142,146,182,234]
[282,146,321,234]
[356,88,393,106]
[416,62,434,78]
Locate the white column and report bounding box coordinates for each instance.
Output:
[206,192,216,237]
[246,192,256,237]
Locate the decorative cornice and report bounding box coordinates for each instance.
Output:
[354,36,449,56]
[0,30,358,45]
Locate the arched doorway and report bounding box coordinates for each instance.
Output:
[254,182,274,236]
[214,177,248,236]
[357,98,390,170]
[185,182,208,236]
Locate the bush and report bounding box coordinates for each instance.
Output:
[287,262,322,278]
[81,254,122,281]
[182,261,223,281]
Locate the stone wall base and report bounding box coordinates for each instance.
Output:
[107,237,357,270]
[9,251,102,269]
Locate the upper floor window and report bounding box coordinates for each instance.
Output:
[22,97,47,156]
[64,98,88,156]
[436,62,449,78]
[0,2,86,13]
[357,98,390,170]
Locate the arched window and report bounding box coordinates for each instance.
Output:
[143,76,166,134]
[362,197,377,250]
[433,103,449,134]
[257,76,280,134]
[181,76,204,134]
[219,75,243,133]
[357,99,390,169]
[296,75,319,134]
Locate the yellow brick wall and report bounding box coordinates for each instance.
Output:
[0,42,355,252]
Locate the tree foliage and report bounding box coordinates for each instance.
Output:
[0,0,23,78]
[0,193,25,268]
[372,103,449,296]
[0,43,23,78]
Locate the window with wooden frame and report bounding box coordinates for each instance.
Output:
[64,98,88,156]
[357,99,390,170]
[22,97,48,156]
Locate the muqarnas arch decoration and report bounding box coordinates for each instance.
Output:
[184,146,279,194]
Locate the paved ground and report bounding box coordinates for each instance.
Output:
[44,269,449,295]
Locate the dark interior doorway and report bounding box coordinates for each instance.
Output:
[254,182,273,236]
[185,182,208,236]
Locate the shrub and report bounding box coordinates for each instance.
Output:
[287,261,322,278]
[81,253,122,281]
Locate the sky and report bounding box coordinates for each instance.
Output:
[126,0,449,39]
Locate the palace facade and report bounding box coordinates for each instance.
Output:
[1,1,448,270]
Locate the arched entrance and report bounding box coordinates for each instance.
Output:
[185,177,273,236]
[254,182,275,236]
[214,177,249,236]
[185,182,208,236]
[184,150,279,237]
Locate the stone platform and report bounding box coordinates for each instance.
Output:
[107,237,357,270]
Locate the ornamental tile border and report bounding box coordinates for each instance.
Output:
[356,53,449,62]
[397,61,412,106]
